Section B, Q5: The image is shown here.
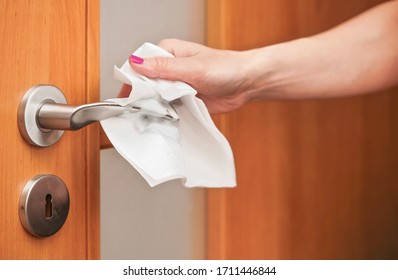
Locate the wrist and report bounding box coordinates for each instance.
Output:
[239,44,286,102]
[241,38,315,102]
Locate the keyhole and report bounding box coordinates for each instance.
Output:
[45,194,53,219]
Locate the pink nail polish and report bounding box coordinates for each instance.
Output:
[130,54,144,64]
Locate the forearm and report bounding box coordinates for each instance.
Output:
[246,0,398,100]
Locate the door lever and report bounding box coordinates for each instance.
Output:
[18,85,178,147]
[38,101,141,131]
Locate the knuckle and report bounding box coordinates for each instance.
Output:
[158,39,176,54]
[153,56,168,68]
[158,38,186,56]
[152,57,170,79]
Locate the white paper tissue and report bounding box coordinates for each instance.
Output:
[100,43,236,187]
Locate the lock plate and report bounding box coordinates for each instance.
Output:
[19,174,70,237]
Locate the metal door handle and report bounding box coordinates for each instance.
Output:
[38,101,141,131]
[17,85,178,147]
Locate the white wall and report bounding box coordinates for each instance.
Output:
[100,0,206,259]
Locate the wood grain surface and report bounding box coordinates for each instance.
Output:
[0,0,99,259]
[207,0,398,259]
[85,0,100,259]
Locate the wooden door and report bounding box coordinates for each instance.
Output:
[207,0,398,259]
[0,0,99,259]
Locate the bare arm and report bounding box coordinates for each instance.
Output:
[124,0,398,113]
[250,0,398,100]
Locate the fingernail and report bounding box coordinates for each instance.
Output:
[129,54,144,64]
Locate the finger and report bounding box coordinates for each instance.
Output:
[158,38,207,57]
[129,55,201,83]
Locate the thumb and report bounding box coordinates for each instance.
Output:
[129,54,196,82]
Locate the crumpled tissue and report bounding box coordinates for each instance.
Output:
[100,42,236,187]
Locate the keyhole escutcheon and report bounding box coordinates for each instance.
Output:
[45,194,53,219]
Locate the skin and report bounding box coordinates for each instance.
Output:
[119,0,398,114]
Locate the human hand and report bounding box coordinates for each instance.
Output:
[119,1,398,109]
[118,39,254,114]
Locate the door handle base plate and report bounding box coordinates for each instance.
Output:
[18,85,67,147]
